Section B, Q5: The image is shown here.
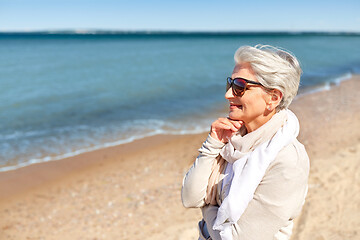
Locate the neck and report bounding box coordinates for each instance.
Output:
[244,111,276,133]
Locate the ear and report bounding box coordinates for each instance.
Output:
[266,89,283,111]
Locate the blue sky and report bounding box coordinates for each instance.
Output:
[1,0,359,32]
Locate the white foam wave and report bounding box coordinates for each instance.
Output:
[297,72,353,97]
[0,125,90,141]
[0,120,210,172]
[333,72,352,85]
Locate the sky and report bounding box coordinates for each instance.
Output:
[0,0,359,32]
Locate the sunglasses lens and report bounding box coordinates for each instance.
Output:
[226,78,247,96]
[232,79,246,96]
[226,77,232,91]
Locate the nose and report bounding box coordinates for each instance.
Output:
[225,87,235,99]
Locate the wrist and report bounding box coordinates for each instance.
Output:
[207,133,227,147]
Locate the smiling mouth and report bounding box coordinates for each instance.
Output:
[230,103,243,110]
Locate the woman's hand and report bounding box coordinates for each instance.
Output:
[210,118,243,143]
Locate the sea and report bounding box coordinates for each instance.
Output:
[1,32,360,171]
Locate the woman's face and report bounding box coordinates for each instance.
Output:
[226,62,273,132]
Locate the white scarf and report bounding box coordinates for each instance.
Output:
[212,110,300,240]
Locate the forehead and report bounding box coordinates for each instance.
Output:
[232,63,256,80]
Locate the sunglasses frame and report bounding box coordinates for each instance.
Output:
[226,77,264,96]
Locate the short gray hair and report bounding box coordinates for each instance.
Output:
[234,44,302,110]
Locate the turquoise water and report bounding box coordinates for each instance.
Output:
[1,32,360,171]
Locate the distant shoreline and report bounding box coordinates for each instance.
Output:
[1,30,360,37]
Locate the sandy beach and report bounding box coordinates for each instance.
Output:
[0,76,359,240]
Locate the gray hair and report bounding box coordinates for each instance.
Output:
[234,44,302,110]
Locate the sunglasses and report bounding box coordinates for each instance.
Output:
[226,77,264,96]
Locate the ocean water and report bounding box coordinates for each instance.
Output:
[1,32,360,171]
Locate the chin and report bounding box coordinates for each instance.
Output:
[228,112,243,121]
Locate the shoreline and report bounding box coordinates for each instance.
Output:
[1,75,359,239]
[0,130,209,173]
[0,133,206,202]
[0,71,355,173]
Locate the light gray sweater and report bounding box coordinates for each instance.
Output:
[182,130,309,240]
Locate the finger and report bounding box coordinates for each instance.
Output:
[227,119,243,129]
[213,122,232,130]
[220,118,241,132]
[213,118,231,128]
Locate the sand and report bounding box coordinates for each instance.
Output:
[0,76,359,240]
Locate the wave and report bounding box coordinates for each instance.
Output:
[0,119,210,172]
[0,125,90,141]
[297,72,353,97]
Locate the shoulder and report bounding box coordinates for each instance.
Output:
[267,139,310,179]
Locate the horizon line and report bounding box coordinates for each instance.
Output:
[1,29,360,36]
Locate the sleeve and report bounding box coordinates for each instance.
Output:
[181,134,225,208]
[202,143,309,240]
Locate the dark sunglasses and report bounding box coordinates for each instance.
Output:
[226,77,264,96]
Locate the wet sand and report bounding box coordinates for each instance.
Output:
[0,76,359,240]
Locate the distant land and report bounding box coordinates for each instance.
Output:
[0,30,360,37]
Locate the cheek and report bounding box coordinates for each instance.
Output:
[245,93,267,111]
[257,91,270,106]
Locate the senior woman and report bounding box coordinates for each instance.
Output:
[181,45,309,240]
